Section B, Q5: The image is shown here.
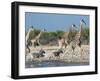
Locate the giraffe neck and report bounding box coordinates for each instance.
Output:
[35,31,43,40]
[26,29,32,41]
[75,23,82,40]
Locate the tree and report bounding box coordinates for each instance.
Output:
[81,27,89,44]
[56,30,65,38]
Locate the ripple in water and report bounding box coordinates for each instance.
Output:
[25,60,89,68]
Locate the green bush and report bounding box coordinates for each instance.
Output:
[26,27,89,45]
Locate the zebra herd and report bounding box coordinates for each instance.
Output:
[26,45,89,63]
[26,49,64,61]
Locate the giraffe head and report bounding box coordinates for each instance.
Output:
[28,26,34,32]
[30,26,34,29]
[80,19,86,26]
[72,24,77,31]
[41,28,47,32]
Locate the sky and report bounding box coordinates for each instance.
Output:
[25,12,89,32]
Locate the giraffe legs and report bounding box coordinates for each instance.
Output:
[26,44,30,53]
[31,39,42,48]
[37,40,42,46]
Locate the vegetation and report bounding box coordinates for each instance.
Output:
[26,27,89,45]
[81,27,89,44]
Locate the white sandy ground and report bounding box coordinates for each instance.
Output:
[26,45,89,63]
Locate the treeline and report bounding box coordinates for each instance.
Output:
[26,27,89,45]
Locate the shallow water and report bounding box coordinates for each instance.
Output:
[25,60,89,68]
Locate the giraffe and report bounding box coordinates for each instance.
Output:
[26,27,34,53]
[58,26,72,49]
[70,19,86,50]
[31,29,46,47]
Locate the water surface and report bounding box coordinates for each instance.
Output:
[25,60,89,68]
